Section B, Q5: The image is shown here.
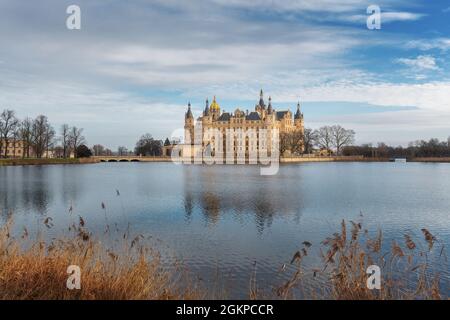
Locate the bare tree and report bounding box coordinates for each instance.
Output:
[279,132,290,156]
[117,146,128,156]
[69,126,85,158]
[331,125,355,155]
[20,118,34,158]
[92,144,105,156]
[44,125,56,158]
[0,109,19,158]
[290,131,304,155]
[32,115,52,158]
[280,131,304,156]
[134,133,162,156]
[314,126,333,152]
[60,124,71,158]
[12,126,20,158]
[303,128,316,154]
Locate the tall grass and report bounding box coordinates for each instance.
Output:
[0,218,203,300]
[0,218,447,300]
[272,220,448,300]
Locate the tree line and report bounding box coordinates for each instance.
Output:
[133,134,168,156]
[281,125,356,156]
[0,109,90,158]
[343,138,450,159]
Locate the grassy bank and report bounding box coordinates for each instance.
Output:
[280,156,389,163]
[0,158,97,166]
[0,218,447,300]
[411,157,450,163]
[3,157,450,166]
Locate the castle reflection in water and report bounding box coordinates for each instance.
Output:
[182,165,304,233]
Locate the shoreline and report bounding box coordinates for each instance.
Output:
[0,158,97,166]
[1,156,450,167]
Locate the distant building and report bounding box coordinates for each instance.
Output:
[42,149,73,159]
[0,139,75,159]
[315,148,333,157]
[181,90,304,160]
[0,139,31,158]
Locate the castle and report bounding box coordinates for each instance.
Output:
[182,90,304,161]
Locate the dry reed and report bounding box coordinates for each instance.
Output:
[272,219,448,300]
[0,217,447,300]
[0,218,203,300]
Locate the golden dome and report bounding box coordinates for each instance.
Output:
[209,96,220,112]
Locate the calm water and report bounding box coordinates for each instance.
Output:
[1,162,449,297]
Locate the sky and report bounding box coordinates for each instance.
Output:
[1,0,450,149]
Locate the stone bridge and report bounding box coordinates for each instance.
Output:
[92,156,172,163]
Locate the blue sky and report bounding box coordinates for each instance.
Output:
[1,0,450,149]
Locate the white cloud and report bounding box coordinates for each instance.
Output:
[396,55,439,71]
[0,0,446,147]
[211,0,425,25]
[346,11,424,24]
[0,76,187,149]
[381,11,424,22]
[277,81,450,112]
[313,109,450,145]
[211,0,414,14]
[98,35,361,87]
[406,38,450,51]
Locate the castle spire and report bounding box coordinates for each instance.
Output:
[204,98,210,116]
[258,89,265,108]
[209,95,220,113]
[268,96,273,114]
[294,101,302,119]
[186,102,193,119]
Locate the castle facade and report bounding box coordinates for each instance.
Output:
[182,90,304,161]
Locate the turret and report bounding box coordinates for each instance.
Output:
[204,98,210,116]
[294,101,304,133]
[186,102,193,120]
[258,89,265,109]
[267,96,273,114]
[184,102,194,144]
[294,101,303,120]
[209,96,221,120]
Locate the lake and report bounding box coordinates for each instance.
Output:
[1,162,449,298]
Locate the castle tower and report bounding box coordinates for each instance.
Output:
[184,102,194,145]
[204,98,210,116]
[258,89,265,109]
[267,96,273,114]
[294,101,304,134]
[255,89,266,118]
[209,96,220,120]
